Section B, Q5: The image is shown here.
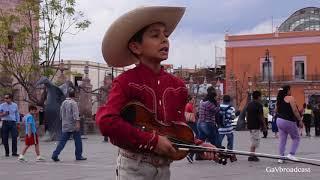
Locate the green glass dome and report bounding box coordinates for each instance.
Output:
[278,7,320,32]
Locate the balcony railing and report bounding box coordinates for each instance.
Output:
[256,74,320,82]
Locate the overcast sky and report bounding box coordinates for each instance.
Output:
[60,0,320,68]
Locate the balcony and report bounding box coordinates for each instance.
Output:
[256,74,320,83]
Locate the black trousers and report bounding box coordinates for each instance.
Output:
[303,119,311,136]
[1,121,18,155]
[263,118,268,138]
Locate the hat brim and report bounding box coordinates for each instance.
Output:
[102,6,186,67]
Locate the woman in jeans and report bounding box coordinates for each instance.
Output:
[276,85,303,163]
[197,86,220,148]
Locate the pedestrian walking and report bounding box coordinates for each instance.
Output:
[18,105,45,162]
[218,95,237,161]
[275,85,303,163]
[197,86,220,147]
[303,104,312,137]
[0,93,20,157]
[246,91,267,162]
[51,91,86,161]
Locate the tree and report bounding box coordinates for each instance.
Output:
[0,0,91,105]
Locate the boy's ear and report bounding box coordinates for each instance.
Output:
[128,42,142,56]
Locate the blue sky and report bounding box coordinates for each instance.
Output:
[61,0,320,68]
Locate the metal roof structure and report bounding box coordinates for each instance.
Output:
[278,7,320,32]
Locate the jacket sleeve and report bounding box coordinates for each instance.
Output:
[95,79,158,152]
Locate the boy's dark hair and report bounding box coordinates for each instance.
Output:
[128,25,149,44]
[29,105,37,111]
[264,103,268,107]
[223,95,231,103]
[4,93,13,99]
[252,91,261,100]
[68,91,75,98]
[204,86,217,105]
[307,104,312,109]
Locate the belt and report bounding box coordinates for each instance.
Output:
[118,149,172,167]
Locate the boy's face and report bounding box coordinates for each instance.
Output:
[30,109,37,115]
[129,23,169,63]
[4,95,12,103]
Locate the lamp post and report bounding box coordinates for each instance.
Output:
[216,76,221,103]
[265,49,271,109]
[248,76,252,101]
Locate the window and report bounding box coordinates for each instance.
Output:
[262,61,272,81]
[260,57,273,82]
[294,61,305,80]
[292,56,306,80]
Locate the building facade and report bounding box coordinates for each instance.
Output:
[226,31,320,109]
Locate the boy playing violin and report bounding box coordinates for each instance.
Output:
[96,6,217,180]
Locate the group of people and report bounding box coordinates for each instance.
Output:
[184,88,237,163]
[0,91,86,162]
[184,85,317,164]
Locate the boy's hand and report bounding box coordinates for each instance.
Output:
[154,135,176,157]
[199,142,218,161]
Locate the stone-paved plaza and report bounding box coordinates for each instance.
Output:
[0,130,319,180]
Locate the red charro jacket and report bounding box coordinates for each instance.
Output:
[96,64,188,152]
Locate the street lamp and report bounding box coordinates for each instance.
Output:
[248,76,252,101]
[265,49,271,109]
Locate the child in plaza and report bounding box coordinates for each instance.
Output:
[18,105,45,162]
[96,6,217,180]
[218,95,237,161]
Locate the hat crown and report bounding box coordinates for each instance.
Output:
[101,6,186,67]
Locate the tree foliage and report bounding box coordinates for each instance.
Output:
[0,0,90,105]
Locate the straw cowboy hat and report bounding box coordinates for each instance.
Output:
[101,6,186,67]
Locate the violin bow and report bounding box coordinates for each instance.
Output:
[173,143,320,166]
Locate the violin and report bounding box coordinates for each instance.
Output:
[120,101,228,164]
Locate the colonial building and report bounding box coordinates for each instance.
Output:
[226,7,320,109]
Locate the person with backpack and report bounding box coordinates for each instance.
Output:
[217,95,237,161]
